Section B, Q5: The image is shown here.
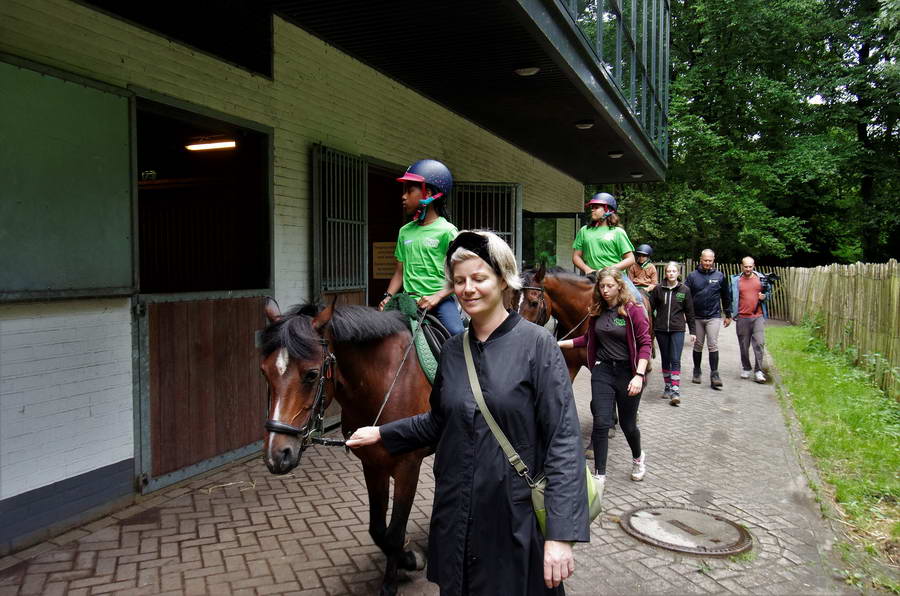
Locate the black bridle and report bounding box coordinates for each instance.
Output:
[520,285,550,327]
[264,338,345,449]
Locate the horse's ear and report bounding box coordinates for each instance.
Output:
[264,297,281,323]
[534,262,546,284]
[312,296,337,334]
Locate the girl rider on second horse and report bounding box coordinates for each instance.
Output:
[572,192,643,303]
[379,159,463,335]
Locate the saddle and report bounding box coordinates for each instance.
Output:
[384,293,450,384]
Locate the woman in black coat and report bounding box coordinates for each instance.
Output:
[347,230,589,595]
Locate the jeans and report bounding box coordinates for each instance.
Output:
[433,295,464,336]
[656,330,685,388]
[589,361,643,475]
[736,316,766,371]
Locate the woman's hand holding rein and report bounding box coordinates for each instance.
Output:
[346,426,381,448]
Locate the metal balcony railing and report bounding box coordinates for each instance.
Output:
[562,0,670,162]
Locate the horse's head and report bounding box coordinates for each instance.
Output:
[259,299,336,474]
[518,263,553,326]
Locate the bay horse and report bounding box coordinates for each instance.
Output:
[259,300,430,596]
[517,265,654,380]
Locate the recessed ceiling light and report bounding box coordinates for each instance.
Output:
[575,120,595,130]
[629,171,644,179]
[608,150,624,159]
[514,66,541,77]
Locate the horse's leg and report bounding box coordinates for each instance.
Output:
[361,463,392,591]
[387,457,426,576]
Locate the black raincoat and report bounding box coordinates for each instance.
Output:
[381,312,590,595]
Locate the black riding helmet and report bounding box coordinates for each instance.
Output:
[635,244,653,257]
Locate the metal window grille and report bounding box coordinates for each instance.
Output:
[312,144,368,294]
[449,182,523,261]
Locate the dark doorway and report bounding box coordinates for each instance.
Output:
[135,100,271,492]
[136,100,269,293]
[367,167,405,306]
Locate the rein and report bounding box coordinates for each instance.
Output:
[371,308,427,426]
[520,284,588,341]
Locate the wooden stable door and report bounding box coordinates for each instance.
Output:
[139,295,268,492]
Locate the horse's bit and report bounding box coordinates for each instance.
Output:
[264,338,345,448]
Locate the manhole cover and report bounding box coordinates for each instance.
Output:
[619,506,752,556]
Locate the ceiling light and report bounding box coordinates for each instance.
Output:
[608,150,624,159]
[514,66,541,77]
[185,140,236,151]
[575,120,595,130]
[629,171,644,179]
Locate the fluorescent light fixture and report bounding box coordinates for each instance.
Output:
[629,171,644,179]
[185,140,236,151]
[608,150,624,159]
[514,66,541,77]
[575,120,595,130]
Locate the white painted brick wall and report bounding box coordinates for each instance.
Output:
[0,300,133,499]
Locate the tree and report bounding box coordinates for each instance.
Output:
[615,0,899,265]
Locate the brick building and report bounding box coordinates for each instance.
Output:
[0,0,669,554]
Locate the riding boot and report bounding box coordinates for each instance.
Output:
[692,351,702,383]
[709,352,723,389]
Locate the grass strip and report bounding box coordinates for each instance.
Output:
[767,324,899,591]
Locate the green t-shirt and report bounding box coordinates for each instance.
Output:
[572,225,635,270]
[394,217,458,297]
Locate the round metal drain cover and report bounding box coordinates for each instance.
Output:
[619,506,752,556]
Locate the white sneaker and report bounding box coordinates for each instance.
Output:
[631,452,646,481]
[754,370,766,383]
[593,473,606,504]
[740,369,751,379]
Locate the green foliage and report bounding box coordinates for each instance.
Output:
[615,0,899,264]
[766,324,899,584]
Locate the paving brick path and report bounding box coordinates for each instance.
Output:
[0,321,850,595]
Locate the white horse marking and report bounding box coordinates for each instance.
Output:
[276,347,289,376]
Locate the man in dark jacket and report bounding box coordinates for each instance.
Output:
[685,249,733,389]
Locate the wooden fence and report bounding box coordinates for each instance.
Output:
[661,259,899,398]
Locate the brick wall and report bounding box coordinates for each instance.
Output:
[0,299,133,499]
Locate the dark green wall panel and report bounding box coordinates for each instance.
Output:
[0,60,132,299]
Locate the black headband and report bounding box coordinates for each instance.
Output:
[446,231,503,277]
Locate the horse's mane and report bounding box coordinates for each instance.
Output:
[260,303,408,359]
[521,267,593,288]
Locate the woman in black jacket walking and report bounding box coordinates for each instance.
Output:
[648,262,696,406]
[347,231,589,595]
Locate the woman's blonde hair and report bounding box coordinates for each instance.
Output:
[589,267,635,316]
[445,230,522,291]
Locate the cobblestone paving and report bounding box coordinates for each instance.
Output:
[0,321,850,595]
